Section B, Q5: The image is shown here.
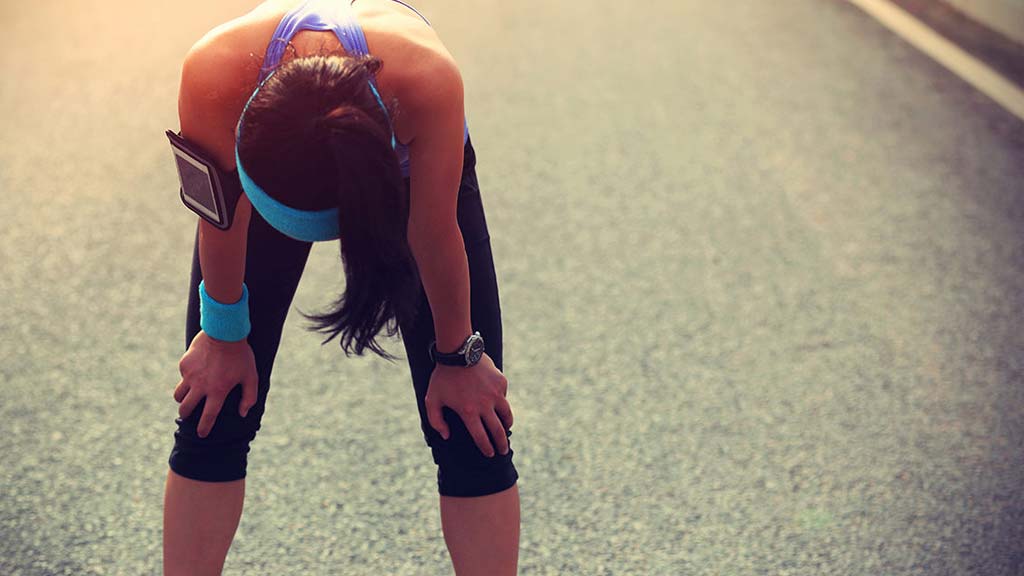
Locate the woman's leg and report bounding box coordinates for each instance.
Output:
[163,471,245,576]
[399,136,520,575]
[164,211,312,576]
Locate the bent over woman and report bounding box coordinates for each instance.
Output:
[163,1,520,573]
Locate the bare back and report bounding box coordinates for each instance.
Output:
[181,0,458,170]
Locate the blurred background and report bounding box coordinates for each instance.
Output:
[1,0,1022,574]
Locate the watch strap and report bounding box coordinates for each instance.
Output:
[429,332,484,366]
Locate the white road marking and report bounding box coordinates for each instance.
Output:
[848,0,1024,122]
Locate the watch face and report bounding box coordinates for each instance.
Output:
[466,336,485,365]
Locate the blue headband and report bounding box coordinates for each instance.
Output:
[235,69,396,242]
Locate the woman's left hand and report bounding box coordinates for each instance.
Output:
[424,352,514,457]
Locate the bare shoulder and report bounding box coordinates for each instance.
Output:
[377,25,463,143]
[176,18,266,170]
[173,1,465,159]
[394,38,461,101]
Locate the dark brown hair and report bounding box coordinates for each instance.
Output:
[236,50,421,361]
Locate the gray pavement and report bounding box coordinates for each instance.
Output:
[1,0,1023,574]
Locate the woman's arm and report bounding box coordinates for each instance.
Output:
[403,54,472,352]
[384,48,513,458]
[173,42,262,436]
[178,44,253,305]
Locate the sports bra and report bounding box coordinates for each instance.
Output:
[256,0,470,178]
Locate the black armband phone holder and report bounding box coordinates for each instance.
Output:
[165,129,243,231]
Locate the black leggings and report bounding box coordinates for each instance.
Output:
[168,135,519,498]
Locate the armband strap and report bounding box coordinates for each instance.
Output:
[198,280,251,342]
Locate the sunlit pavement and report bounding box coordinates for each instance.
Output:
[1,1,1022,574]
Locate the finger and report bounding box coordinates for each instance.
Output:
[239,367,258,418]
[483,412,510,456]
[178,387,203,420]
[464,414,495,458]
[197,394,225,439]
[173,379,189,403]
[494,396,514,431]
[178,352,192,376]
[425,392,449,440]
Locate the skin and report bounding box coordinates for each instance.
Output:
[164,1,520,574]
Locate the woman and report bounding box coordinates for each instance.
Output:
[164,1,520,574]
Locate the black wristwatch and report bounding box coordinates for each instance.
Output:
[429,331,485,367]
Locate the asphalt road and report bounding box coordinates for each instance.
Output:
[1,0,1023,574]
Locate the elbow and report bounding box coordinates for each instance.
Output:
[407,215,463,254]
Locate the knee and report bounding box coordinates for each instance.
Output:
[168,387,262,483]
[434,452,519,498]
[428,410,519,498]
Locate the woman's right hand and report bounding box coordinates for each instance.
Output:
[174,330,259,438]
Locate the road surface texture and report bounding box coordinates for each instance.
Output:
[1,0,1022,574]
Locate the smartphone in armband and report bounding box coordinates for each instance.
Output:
[165,129,243,231]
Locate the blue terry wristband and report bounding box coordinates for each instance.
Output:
[198,280,251,342]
